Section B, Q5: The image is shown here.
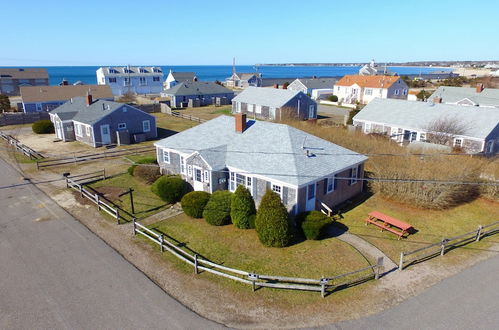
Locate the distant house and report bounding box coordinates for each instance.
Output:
[231,87,317,121]
[429,85,499,108]
[225,72,262,88]
[164,70,197,89]
[358,60,393,76]
[96,66,164,96]
[161,81,234,108]
[352,98,499,154]
[287,78,337,99]
[49,95,157,147]
[334,75,408,104]
[20,85,113,113]
[0,68,49,96]
[154,114,367,215]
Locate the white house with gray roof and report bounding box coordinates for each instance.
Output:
[287,78,337,99]
[164,70,197,89]
[154,114,367,215]
[96,66,164,96]
[161,81,234,108]
[353,98,499,154]
[225,72,262,88]
[49,95,157,147]
[232,87,317,121]
[429,85,499,108]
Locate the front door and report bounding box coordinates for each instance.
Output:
[308,105,315,119]
[305,183,316,211]
[55,121,63,140]
[269,107,276,120]
[100,124,111,145]
[193,167,204,191]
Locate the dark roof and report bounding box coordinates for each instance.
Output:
[297,78,337,89]
[171,71,196,82]
[162,81,234,96]
[21,85,113,103]
[50,97,133,124]
[0,68,48,79]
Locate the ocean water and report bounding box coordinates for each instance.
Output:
[2,65,451,86]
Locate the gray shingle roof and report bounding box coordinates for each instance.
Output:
[295,78,337,89]
[154,116,367,186]
[50,97,125,124]
[98,66,163,77]
[232,87,302,108]
[162,81,233,96]
[353,98,499,139]
[171,72,196,82]
[429,86,499,107]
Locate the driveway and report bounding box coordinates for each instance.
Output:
[317,104,350,124]
[0,157,223,330]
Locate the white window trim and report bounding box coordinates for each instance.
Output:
[75,123,82,137]
[454,138,463,147]
[187,165,192,177]
[180,156,186,174]
[36,103,42,111]
[326,176,336,194]
[143,120,151,132]
[350,167,358,185]
[163,150,170,164]
[203,170,209,183]
[271,183,283,198]
[85,125,91,136]
[117,123,127,130]
[255,104,262,114]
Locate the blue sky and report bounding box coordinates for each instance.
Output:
[1,0,498,66]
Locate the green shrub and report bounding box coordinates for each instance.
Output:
[32,120,54,134]
[248,214,256,229]
[181,191,211,218]
[255,190,291,247]
[327,95,338,102]
[128,157,157,176]
[203,190,233,226]
[230,185,256,229]
[297,211,332,240]
[151,175,187,203]
[133,164,160,184]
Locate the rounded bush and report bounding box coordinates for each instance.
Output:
[203,190,233,226]
[128,157,157,176]
[230,185,256,229]
[255,190,291,247]
[327,95,338,102]
[297,211,332,240]
[181,191,211,218]
[133,164,160,184]
[151,175,187,204]
[32,120,54,134]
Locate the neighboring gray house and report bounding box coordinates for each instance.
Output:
[154,114,367,215]
[49,95,157,147]
[20,85,113,113]
[352,98,499,155]
[232,87,317,121]
[0,68,49,96]
[164,70,197,89]
[429,85,499,108]
[287,78,337,99]
[225,72,262,88]
[161,81,234,108]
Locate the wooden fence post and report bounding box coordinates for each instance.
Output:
[320,278,328,298]
[440,239,447,256]
[375,257,384,280]
[194,254,198,274]
[96,194,100,210]
[65,177,69,188]
[160,234,164,252]
[476,225,483,242]
[133,218,137,235]
[399,252,405,271]
[73,153,77,166]
[116,208,120,224]
[103,168,106,180]
[79,185,83,197]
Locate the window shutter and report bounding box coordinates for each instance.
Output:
[266,181,271,191]
[282,187,288,205]
[323,178,328,194]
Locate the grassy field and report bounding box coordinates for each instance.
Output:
[90,172,169,219]
[177,105,232,120]
[337,194,499,262]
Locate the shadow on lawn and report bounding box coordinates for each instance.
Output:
[157,127,179,139]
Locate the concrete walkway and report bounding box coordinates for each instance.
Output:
[327,225,398,272]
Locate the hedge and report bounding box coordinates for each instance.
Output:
[255,190,291,247]
[128,157,157,176]
[327,95,338,102]
[133,164,161,184]
[151,175,187,204]
[203,190,233,226]
[297,211,332,240]
[181,191,211,218]
[32,120,54,134]
[230,185,256,229]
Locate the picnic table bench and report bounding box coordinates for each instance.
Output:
[365,211,413,240]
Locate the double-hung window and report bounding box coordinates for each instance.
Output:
[247,104,254,113]
[85,126,91,136]
[153,76,160,82]
[75,124,82,137]
[162,150,170,164]
[142,120,151,132]
[203,170,209,183]
[454,138,463,147]
[350,167,358,185]
[109,77,117,83]
[272,184,282,198]
[139,77,147,86]
[180,156,186,174]
[365,88,373,96]
[187,165,192,177]
[327,175,337,193]
[229,171,252,194]
[124,77,130,86]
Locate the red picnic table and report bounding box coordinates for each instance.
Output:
[365,211,414,240]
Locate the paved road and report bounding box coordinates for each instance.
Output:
[0,157,223,330]
[329,253,499,330]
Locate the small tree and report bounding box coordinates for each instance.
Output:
[282,82,290,89]
[133,165,161,184]
[297,211,332,240]
[255,190,291,247]
[416,89,432,101]
[151,175,187,203]
[203,190,233,226]
[32,120,54,134]
[181,191,211,218]
[230,185,256,229]
[424,116,470,146]
[0,94,10,113]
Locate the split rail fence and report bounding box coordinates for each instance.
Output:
[65,171,136,224]
[37,145,155,169]
[170,111,207,123]
[133,220,384,297]
[399,221,499,270]
[0,131,45,160]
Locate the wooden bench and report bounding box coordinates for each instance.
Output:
[365,211,413,240]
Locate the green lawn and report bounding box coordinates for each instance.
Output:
[89,172,169,219]
[336,195,499,262]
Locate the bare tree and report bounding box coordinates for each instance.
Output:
[424,116,471,146]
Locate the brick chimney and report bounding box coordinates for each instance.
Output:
[433,96,442,103]
[235,113,246,133]
[85,93,93,106]
[476,83,484,93]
